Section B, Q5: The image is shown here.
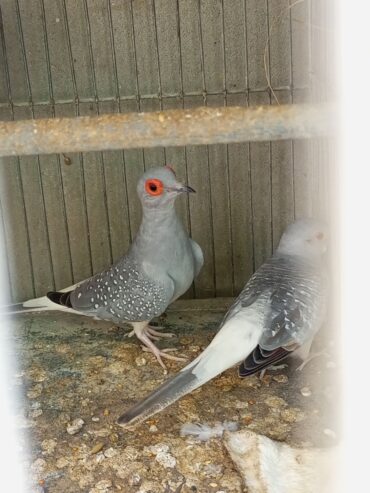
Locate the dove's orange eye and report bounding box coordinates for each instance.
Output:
[145,178,164,196]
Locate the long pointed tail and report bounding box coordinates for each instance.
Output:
[117,356,210,428]
[117,317,259,428]
[0,282,81,315]
[1,296,61,315]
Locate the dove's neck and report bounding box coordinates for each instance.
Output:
[131,205,184,257]
[140,204,178,229]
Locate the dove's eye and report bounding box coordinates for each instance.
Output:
[145,179,164,196]
[316,232,324,240]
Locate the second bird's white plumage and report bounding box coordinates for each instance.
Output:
[117,218,328,427]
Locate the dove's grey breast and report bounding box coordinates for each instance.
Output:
[133,211,199,302]
[70,209,199,324]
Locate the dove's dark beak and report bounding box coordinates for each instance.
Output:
[181,185,196,193]
[168,184,196,194]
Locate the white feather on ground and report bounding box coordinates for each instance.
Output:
[180,421,238,441]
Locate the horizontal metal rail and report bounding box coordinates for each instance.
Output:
[0,104,333,157]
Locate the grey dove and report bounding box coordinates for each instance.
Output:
[6,166,203,369]
[117,218,328,427]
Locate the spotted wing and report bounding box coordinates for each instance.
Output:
[68,257,174,323]
[228,256,326,377]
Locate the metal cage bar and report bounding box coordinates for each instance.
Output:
[0,103,333,158]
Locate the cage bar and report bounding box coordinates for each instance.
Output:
[0,103,332,158]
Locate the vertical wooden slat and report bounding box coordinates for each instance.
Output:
[131,0,160,96]
[63,0,95,99]
[121,100,145,238]
[310,0,328,104]
[226,93,254,294]
[41,0,75,102]
[271,91,295,249]
[13,106,54,296]
[293,88,313,218]
[245,0,269,90]
[153,0,182,96]
[0,157,34,301]
[0,0,29,102]
[249,91,272,269]
[79,102,112,274]
[140,99,166,168]
[311,138,329,219]
[85,0,115,99]
[177,0,204,94]
[162,98,190,232]
[99,100,131,262]
[184,95,215,298]
[223,0,247,93]
[199,0,225,93]
[108,0,137,98]
[268,0,295,251]
[0,197,12,304]
[0,107,34,301]
[291,0,312,220]
[54,103,92,284]
[207,94,233,296]
[35,104,73,290]
[0,6,9,103]
[0,8,11,298]
[291,0,310,89]
[267,0,292,91]
[16,0,50,102]
[310,0,330,221]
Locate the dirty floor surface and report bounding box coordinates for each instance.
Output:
[9,299,338,493]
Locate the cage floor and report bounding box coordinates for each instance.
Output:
[10,299,338,493]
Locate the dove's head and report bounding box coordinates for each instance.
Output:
[277,218,328,259]
[137,166,195,209]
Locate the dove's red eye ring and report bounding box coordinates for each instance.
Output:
[145,178,164,196]
[316,232,324,240]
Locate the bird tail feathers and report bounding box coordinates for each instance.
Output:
[117,361,203,428]
[117,317,261,428]
[0,282,82,315]
[1,296,58,315]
